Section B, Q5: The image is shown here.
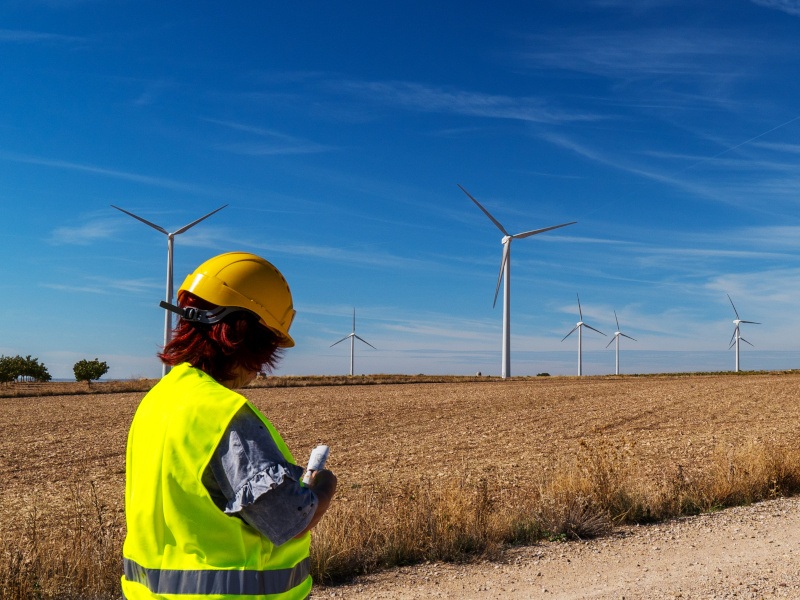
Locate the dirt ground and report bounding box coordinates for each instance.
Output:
[1,372,799,598]
[319,495,800,599]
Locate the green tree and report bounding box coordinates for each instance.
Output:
[73,358,110,384]
[0,355,16,384]
[1,355,52,382]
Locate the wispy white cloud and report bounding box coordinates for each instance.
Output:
[163,222,447,271]
[41,282,109,295]
[0,28,85,44]
[752,141,800,154]
[254,240,437,271]
[203,118,335,155]
[750,0,800,16]
[539,131,800,212]
[330,80,602,124]
[49,218,121,245]
[519,28,765,79]
[0,152,214,195]
[41,276,159,295]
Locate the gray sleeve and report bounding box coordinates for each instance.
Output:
[203,404,318,546]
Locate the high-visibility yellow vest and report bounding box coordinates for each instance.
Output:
[121,362,312,599]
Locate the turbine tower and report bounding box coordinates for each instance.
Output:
[606,310,636,375]
[561,294,606,376]
[458,184,576,379]
[330,308,376,376]
[112,204,227,377]
[727,294,759,372]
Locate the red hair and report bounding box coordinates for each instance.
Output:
[158,292,284,382]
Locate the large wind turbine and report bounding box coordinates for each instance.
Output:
[112,204,227,377]
[330,308,376,376]
[561,294,606,376]
[606,310,636,375]
[727,294,760,372]
[458,184,576,379]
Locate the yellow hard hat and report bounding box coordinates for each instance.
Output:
[178,252,296,347]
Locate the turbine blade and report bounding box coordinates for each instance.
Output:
[457,184,509,236]
[727,294,740,320]
[620,333,637,342]
[729,339,736,350]
[728,328,737,348]
[352,308,356,333]
[561,326,579,342]
[577,293,582,321]
[173,204,228,235]
[614,310,620,331]
[740,320,761,325]
[740,337,754,348]
[513,221,576,239]
[584,323,606,336]
[493,243,508,308]
[354,335,377,350]
[330,335,350,347]
[111,205,168,235]
[605,336,616,348]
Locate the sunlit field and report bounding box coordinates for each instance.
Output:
[2,372,800,599]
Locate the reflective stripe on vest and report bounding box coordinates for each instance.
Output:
[123,557,310,596]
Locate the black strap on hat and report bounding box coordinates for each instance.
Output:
[159,301,246,325]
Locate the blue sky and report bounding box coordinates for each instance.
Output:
[3,0,800,379]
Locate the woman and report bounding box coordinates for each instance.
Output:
[121,252,337,599]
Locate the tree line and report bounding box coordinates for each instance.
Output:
[0,355,109,384]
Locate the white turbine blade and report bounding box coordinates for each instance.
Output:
[173,204,228,235]
[740,320,761,325]
[352,308,356,333]
[330,335,351,348]
[111,205,168,235]
[727,294,740,320]
[354,335,377,350]
[740,337,755,348]
[512,220,576,239]
[584,323,606,336]
[620,333,637,342]
[493,243,508,308]
[457,184,509,236]
[577,293,582,321]
[561,326,579,342]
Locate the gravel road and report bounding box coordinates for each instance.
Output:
[315,496,800,599]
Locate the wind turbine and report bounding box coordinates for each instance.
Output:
[561,294,606,376]
[458,184,576,379]
[606,310,636,375]
[112,204,227,377]
[727,294,760,372]
[330,309,376,376]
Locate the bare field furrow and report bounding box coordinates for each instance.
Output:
[2,373,799,537]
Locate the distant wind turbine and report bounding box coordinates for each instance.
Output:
[606,310,636,375]
[330,309,376,376]
[112,204,227,377]
[727,294,760,372]
[458,184,576,379]
[561,294,606,376]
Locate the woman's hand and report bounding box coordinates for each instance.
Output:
[296,469,337,537]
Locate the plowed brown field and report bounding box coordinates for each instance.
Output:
[1,372,799,597]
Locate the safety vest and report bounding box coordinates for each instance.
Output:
[121,362,312,599]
